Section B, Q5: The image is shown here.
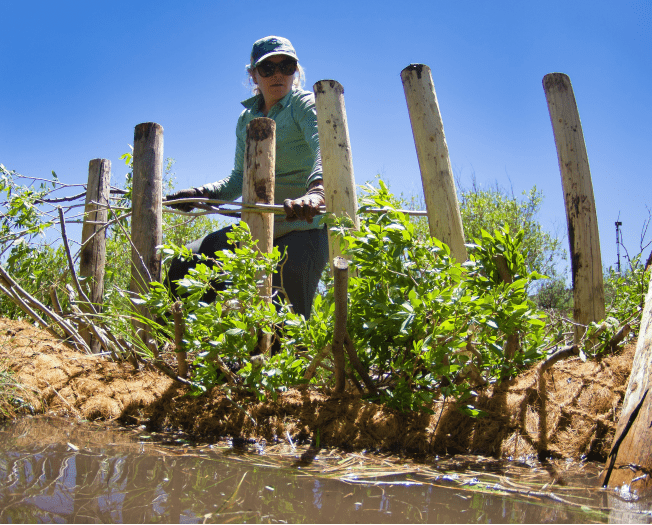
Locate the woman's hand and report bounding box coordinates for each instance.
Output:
[165,187,204,212]
[283,182,325,223]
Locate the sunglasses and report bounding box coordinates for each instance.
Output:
[256,58,297,78]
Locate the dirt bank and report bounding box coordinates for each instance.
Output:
[0,317,632,460]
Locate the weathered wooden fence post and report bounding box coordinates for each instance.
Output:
[80,158,111,353]
[242,117,276,353]
[543,73,605,342]
[401,64,467,263]
[130,122,163,348]
[313,80,359,265]
[600,270,652,496]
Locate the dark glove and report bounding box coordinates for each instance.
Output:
[165,187,204,212]
[284,183,325,223]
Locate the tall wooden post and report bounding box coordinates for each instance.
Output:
[401,64,467,263]
[600,270,652,496]
[130,122,163,346]
[80,158,111,353]
[242,117,276,300]
[313,80,359,264]
[543,73,605,341]
[242,118,276,353]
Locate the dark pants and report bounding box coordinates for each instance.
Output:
[166,225,329,319]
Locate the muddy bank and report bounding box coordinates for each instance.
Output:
[0,318,632,460]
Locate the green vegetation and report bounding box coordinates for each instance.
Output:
[0,161,646,418]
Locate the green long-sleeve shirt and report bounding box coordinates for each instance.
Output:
[202,88,323,238]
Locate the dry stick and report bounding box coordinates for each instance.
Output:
[68,303,119,360]
[35,190,87,204]
[0,266,90,352]
[332,257,348,393]
[214,355,237,386]
[57,207,95,311]
[609,323,631,352]
[146,360,193,386]
[0,280,50,330]
[539,345,579,373]
[79,208,132,247]
[171,301,188,378]
[108,201,153,285]
[49,285,63,316]
[58,206,116,356]
[304,344,333,381]
[343,333,378,395]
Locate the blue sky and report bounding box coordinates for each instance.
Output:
[2,0,650,275]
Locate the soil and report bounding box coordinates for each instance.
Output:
[0,317,633,461]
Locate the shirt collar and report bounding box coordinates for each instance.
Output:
[241,90,295,113]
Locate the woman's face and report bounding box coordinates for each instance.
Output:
[252,55,295,110]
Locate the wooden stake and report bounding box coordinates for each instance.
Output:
[242,117,275,353]
[401,64,467,263]
[600,271,652,496]
[130,122,163,345]
[543,73,605,341]
[80,158,110,353]
[332,256,348,393]
[172,301,188,378]
[313,80,359,264]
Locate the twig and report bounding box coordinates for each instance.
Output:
[106,202,153,284]
[0,265,90,352]
[214,355,237,386]
[172,301,188,378]
[57,207,95,312]
[68,302,120,360]
[49,285,63,316]
[35,191,87,204]
[344,332,378,395]
[608,323,631,352]
[539,345,579,373]
[304,344,332,381]
[146,360,193,386]
[0,280,50,330]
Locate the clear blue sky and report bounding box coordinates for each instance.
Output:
[2,1,650,275]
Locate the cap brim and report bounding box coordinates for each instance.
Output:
[253,51,298,68]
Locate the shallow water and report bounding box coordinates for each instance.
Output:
[0,416,650,523]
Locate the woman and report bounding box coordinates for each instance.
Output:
[165,36,329,319]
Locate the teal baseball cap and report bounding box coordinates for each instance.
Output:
[250,36,298,68]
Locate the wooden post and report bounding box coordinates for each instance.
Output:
[130,122,163,346]
[332,256,348,393]
[242,117,275,353]
[543,73,605,341]
[80,158,111,353]
[600,271,652,496]
[400,64,467,263]
[313,80,359,264]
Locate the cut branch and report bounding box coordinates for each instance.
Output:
[332,257,348,393]
[172,301,188,378]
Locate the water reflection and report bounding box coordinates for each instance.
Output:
[0,416,651,523]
